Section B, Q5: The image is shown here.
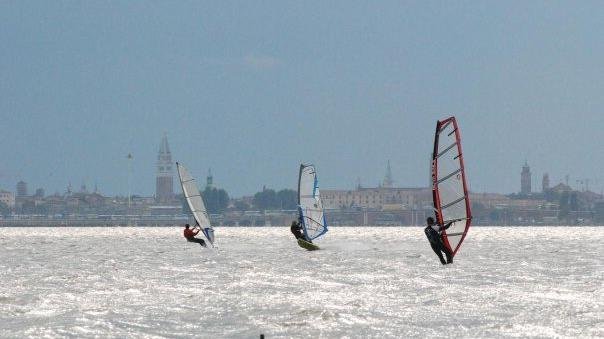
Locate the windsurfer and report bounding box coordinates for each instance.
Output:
[424,217,453,265]
[290,220,308,241]
[184,223,206,247]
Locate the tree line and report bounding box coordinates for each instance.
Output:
[183,186,298,214]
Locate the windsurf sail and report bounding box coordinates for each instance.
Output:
[297,164,328,241]
[176,162,214,245]
[431,117,472,256]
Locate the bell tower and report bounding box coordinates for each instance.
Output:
[382,160,394,188]
[156,133,174,203]
[206,168,214,190]
[521,161,531,195]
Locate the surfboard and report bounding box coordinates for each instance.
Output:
[297,238,320,251]
[431,117,472,257]
[176,162,215,247]
[297,164,328,248]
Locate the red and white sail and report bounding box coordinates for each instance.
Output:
[431,117,472,255]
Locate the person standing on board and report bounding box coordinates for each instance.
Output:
[184,223,206,247]
[290,220,308,242]
[424,217,453,265]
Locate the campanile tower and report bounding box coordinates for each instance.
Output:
[156,134,174,203]
[521,161,531,195]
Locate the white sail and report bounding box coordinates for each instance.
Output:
[176,162,214,245]
[297,164,328,241]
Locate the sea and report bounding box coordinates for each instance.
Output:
[0,227,602,338]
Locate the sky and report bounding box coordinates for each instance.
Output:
[1,1,603,197]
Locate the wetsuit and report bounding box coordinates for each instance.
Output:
[290,221,306,241]
[184,228,206,247]
[424,222,453,265]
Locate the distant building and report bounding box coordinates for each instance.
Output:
[206,168,214,190]
[34,188,45,198]
[44,194,64,215]
[542,173,550,192]
[382,160,394,188]
[521,162,531,194]
[0,190,15,208]
[550,182,571,193]
[16,181,27,197]
[155,133,174,203]
[322,186,431,210]
[470,192,511,208]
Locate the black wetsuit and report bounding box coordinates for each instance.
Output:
[424,223,453,265]
[184,226,207,247]
[290,222,306,240]
[187,237,206,247]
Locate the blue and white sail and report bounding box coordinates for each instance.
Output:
[176,162,215,246]
[297,164,328,241]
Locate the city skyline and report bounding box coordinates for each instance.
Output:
[2,2,603,197]
[1,148,597,199]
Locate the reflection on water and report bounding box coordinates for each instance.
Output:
[0,227,602,338]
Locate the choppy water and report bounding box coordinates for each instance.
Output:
[0,227,602,338]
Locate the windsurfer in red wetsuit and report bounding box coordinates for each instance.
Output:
[184,223,206,247]
[424,217,453,265]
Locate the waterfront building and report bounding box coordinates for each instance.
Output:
[0,190,15,208]
[469,192,511,209]
[16,181,27,197]
[34,188,45,198]
[322,186,432,210]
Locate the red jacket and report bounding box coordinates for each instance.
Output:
[184,228,199,239]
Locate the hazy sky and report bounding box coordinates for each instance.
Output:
[1,1,603,197]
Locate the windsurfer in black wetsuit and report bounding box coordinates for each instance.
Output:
[424,217,453,265]
[290,220,308,242]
